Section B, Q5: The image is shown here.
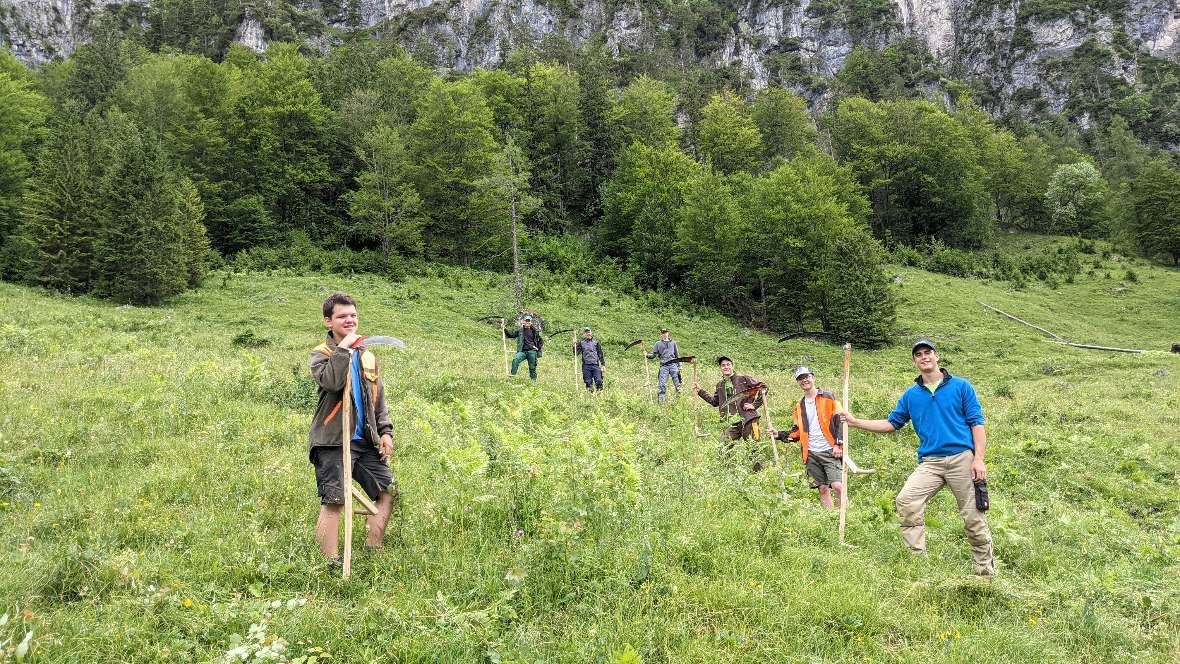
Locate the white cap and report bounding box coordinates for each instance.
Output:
[793,366,813,380]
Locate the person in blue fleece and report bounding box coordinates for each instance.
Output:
[842,338,994,577]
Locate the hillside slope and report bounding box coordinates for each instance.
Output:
[1,245,1178,662]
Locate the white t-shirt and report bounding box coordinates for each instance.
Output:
[805,397,833,453]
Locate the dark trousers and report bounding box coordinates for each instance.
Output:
[582,363,603,391]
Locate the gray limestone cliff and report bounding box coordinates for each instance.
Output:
[2,0,1178,117]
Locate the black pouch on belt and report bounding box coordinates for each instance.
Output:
[974,480,990,512]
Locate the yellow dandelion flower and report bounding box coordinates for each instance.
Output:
[33,501,41,508]
[183,598,193,608]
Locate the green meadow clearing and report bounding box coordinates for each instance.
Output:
[1,240,1178,662]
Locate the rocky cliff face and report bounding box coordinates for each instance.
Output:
[3,0,1178,117]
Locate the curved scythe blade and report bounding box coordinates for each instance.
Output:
[719,382,768,411]
[777,331,842,343]
[662,355,696,367]
[358,335,407,349]
[624,339,643,351]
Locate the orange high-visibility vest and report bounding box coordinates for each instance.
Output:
[788,390,843,463]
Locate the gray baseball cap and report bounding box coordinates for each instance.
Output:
[793,366,814,380]
[911,338,936,354]
[522,315,533,322]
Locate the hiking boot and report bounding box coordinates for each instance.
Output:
[320,555,343,573]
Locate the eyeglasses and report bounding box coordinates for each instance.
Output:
[795,375,812,382]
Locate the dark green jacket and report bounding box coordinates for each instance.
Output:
[308,335,393,451]
[505,326,544,356]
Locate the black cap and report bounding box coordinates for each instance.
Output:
[717,355,733,365]
[660,327,669,333]
[911,338,936,355]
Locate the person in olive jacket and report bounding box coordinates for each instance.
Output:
[308,292,397,566]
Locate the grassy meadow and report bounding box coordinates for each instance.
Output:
[1,238,1178,662]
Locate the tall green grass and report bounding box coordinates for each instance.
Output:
[1,238,1178,662]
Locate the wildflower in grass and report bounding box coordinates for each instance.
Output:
[183,598,193,608]
[33,501,40,508]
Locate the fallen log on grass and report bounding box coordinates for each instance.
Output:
[978,301,1148,354]
[1047,341,1146,354]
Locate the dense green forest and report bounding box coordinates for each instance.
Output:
[1,22,1178,342]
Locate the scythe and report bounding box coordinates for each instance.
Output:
[339,334,406,579]
[626,339,653,402]
[664,356,709,437]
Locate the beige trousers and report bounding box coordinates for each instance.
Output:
[896,449,994,576]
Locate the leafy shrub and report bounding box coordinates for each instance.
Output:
[230,232,410,281]
[891,243,925,268]
[523,234,636,294]
[928,244,979,278]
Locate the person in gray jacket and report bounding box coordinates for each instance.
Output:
[646,327,681,402]
[575,327,606,391]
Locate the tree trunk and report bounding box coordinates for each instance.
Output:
[512,195,522,310]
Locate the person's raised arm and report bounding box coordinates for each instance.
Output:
[310,346,350,391]
[843,414,897,433]
[842,392,908,434]
[695,383,718,406]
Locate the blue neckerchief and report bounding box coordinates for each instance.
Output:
[350,350,365,441]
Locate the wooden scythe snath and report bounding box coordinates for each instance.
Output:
[338,336,405,579]
[500,319,510,376]
[665,356,709,437]
[839,343,851,547]
[759,385,788,503]
[626,339,653,402]
[571,328,579,388]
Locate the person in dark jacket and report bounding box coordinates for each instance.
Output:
[646,327,681,402]
[694,356,765,441]
[308,292,397,565]
[575,327,606,391]
[502,315,544,381]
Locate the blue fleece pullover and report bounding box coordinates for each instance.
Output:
[887,369,985,460]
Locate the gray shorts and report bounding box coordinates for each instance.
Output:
[806,449,843,488]
[310,441,397,505]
